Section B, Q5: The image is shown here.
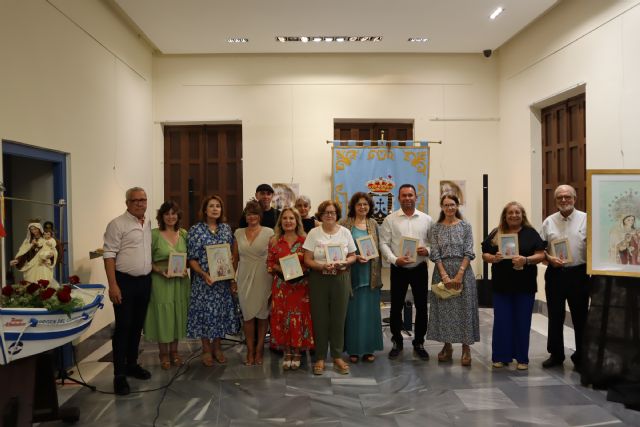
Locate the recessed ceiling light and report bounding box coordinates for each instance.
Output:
[336,37,345,43]
[313,36,322,42]
[324,37,334,42]
[227,37,249,43]
[275,36,286,42]
[274,36,382,44]
[408,37,429,43]
[489,7,504,20]
[301,36,309,43]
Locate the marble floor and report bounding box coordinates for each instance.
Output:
[40,308,640,426]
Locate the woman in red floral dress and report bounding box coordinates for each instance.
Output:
[268,207,314,370]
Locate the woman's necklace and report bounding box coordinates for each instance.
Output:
[321,225,337,239]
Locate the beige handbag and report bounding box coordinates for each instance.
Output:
[431,281,462,299]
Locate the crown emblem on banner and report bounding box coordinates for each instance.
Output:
[367,176,395,193]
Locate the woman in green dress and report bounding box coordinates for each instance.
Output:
[144,201,190,369]
[340,192,383,363]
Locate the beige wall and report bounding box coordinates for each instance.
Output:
[497,0,640,298]
[0,0,154,336]
[153,53,501,277]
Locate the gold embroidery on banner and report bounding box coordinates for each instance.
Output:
[335,150,358,171]
[403,152,427,174]
[417,184,426,212]
[334,184,348,211]
[367,149,395,161]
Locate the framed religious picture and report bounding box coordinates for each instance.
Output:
[587,169,640,277]
[550,238,572,263]
[356,235,379,260]
[324,244,346,264]
[206,243,235,282]
[279,254,304,281]
[167,252,187,277]
[400,237,418,262]
[498,233,519,259]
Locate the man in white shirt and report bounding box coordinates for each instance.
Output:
[103,187,153,395]
[540,184,589,371]
[379,184,433,360]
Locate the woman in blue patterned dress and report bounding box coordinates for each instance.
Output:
[186,195,240,366]
[427,194,480,367]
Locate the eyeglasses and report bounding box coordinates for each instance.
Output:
[442,204,457,209]
[323,211,337,216]
[555,195,573,201]
[128,198,147,204]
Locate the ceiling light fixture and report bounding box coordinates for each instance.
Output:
[408,37,429,43]
[275,36,382,43]
[489,7,504,20]
[227,37,249,43]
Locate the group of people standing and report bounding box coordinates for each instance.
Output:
[102,183,589,396]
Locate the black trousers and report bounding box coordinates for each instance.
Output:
[544,264,590,362]
[112,271,151,376]
[390,263,429,346]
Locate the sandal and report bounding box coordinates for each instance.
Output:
[159,353,171,370]
[291,354,301,370]
[245,352,255,366]
[313,361,325,375]
[349,355,359,364]
[362,354,376,363]
[492,361,506,368]
[461,346,472,367]
[170,352,184,367]
[212,350,226,364]
[255,349,263,366]
[201,352,215,367]
[438,344,453,362]
[333,358,350,375]
[282,354,292,370]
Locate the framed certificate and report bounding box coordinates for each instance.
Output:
[324,244,346,263]
[205,243,235,282]
[400,237,418,262]
[356,235,379,260]
[167,252,187,277]
[498,233,519,259]
[279,254,304,281]
[551,238,573,263]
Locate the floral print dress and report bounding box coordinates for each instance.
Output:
[186,222,240,339]
[268,235,314,350]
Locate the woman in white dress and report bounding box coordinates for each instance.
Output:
[233,200,274,365]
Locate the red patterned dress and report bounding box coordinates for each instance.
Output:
[268,235,315,350]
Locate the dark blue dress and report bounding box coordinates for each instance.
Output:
[186,222,241,339]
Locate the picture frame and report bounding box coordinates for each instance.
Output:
[587,169,640,277]
[498,233,519,259]
[279,254,304,281]
[400,236,418,262]
[356,235,379,260]
[205,243,235,282]
[324,244,346,263]
[167,252,187,278]
[550,238,572,263]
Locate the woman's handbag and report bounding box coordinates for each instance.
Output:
[431,281,463,299]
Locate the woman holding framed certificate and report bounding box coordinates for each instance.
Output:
[143,201,190,370]
[427,194,479,366]
[303,200,357,375]
[186,195,240,367]
[339,192,383,363]
[267,207,314,370]
[481,201,546,370]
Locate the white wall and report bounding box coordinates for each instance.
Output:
[0,0,154,337]
[497,0,640,298]
[153,53,501,276]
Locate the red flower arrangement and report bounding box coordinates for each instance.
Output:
[1,279,83,315]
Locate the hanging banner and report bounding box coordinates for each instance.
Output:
[331,141,430,223]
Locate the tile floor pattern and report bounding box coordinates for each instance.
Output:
[40,309,640,426]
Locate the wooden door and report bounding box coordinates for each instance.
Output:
[541,94,586,218]
[164,125,243,229]
[334,122,413,145]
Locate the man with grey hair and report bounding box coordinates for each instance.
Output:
[103,187,153,395]
[540,184,589,371]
